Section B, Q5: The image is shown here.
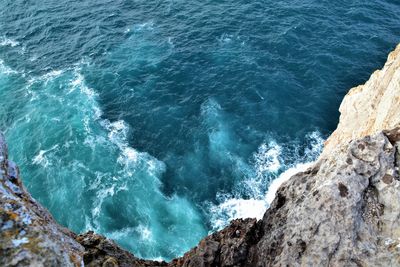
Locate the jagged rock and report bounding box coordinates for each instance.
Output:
[169,218,260,267]
[76,231,167,267]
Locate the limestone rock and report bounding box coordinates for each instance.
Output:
[324,44,400,155]
[252,130,400,266]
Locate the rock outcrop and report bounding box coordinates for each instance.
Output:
[76,231,167,267]
[1,44,400,266]
[323,44,400,155]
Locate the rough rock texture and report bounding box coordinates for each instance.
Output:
[0,133,84,266]
[76,231,167,267]
[1,45,400,266]
[170,218,261,267]
[324,43,400,155]
[259,130,400,266]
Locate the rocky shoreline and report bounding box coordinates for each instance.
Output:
[1,44,399,266]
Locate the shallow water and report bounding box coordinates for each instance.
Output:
[0,0,399,260]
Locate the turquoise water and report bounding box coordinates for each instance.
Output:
[0,0,399,260]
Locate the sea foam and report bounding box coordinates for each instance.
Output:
[208,131,324,230]
[4,63,206,260]
[0,37,19,47]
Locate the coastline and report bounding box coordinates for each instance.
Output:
[1,44,400,266]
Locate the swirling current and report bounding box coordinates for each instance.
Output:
[0,0,399,260]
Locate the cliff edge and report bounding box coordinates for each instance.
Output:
[323,44,400,155]
[1,44,400,266]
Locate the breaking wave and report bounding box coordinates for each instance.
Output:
[208,132,324,230]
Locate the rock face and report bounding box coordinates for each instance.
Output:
[76,231,167,267]
[1,44,400,266]
[323,44,400,155]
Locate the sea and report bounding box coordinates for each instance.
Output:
[0,0,399,260]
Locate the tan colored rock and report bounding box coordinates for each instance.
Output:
[324,44,400,156]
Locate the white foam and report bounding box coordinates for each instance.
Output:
[32,150,49,167]
[209,131,325,230]
[81,82,97,98]
[66,67,163,176]
[254,141,282,175]
[29,54,38,62]
[136,225,153,241]
[32,144,59,167]
[134,21,154,32]
[304,131,324,160]
[42,70,63,80]
[24,69,64,87]
[68,69,99,99]
[209,161,315,230]
[105,225,154,245]
[167,37,174,46]
[92,184,116,217]
[70,72,84,88]
[121,147,139,163]
[0,37,19,47]
[105,120,130,148]
[209,197,267,229]
[106,227,137,240]
[0,59,18,75]
[219,33,233,43]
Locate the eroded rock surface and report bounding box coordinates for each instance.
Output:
[268,130,400,266]
[324,43,400,155]
[76,231,167,267]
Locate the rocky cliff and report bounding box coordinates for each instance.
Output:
[323,44,400,155]
[1,44,399,267]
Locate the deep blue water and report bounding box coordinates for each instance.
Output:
[0,0,399,260]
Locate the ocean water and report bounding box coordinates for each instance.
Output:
[0,0,399,260]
